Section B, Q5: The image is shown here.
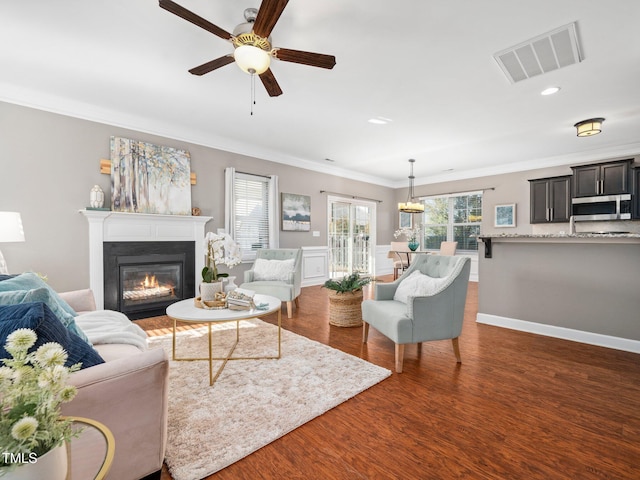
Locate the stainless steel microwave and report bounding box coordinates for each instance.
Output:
[571,194,632,221]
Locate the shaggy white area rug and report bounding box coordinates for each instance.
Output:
[148,319,391,480]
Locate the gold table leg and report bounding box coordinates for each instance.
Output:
[170,311,282,386]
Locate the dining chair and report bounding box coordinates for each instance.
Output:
[387,241,410,280]
[439,241,458,256]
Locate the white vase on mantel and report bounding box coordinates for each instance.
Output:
[200,281,224,301]
[89,185,105,208]
[9,443,68,480]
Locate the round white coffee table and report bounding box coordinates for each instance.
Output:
[166,294,282,386]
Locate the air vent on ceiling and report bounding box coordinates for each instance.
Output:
[494,22,583,83]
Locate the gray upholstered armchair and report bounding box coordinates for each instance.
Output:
[240,248,303,318]
[361,255,470,373]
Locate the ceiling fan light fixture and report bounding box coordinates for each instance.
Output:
[574,117,605,137]
[233,44,271,75]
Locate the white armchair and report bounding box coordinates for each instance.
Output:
[240,248,303,318]
[362,255,470,373]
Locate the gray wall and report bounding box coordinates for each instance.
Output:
[0,101,396,291]
[478,240,640,340]
[2,100,639,292]
[399,161,640,236]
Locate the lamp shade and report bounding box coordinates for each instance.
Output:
[574,118,605,137]
[234,45,271,75]
[398,202,425,214]
[0,212,25,243]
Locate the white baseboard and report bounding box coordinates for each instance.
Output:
[476,313,640,354]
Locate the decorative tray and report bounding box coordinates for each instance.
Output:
[194,293,227,310]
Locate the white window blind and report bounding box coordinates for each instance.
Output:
[234,172,270,253]
[225,168,279,261]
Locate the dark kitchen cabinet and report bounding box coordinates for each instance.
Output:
[571,159,632,197]
[529,175,571,223]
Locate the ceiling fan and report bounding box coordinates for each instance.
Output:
[159,0,336,97]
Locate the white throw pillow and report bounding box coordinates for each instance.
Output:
[393,270,447,304]
[253,258,295,282]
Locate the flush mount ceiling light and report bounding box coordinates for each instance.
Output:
[541,86,560,96]
[398,159,425,214]
[574,118,605,137]
[368,117,393,125]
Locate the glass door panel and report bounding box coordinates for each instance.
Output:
[328,197,375,278]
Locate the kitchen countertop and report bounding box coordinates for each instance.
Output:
[479,232,640,239]
[477,232,640,258]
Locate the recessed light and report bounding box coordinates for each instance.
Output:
[368,116,393,125]
[541,87,560,96]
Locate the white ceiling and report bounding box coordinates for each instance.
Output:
[2,0,640,188]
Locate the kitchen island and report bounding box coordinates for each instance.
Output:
[477,233,640,353]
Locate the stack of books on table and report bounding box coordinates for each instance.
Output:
[227,289,256,310]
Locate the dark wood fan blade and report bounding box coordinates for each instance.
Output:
[274,48,336,69]
[188,56,235,76]
[253,0,289,38]
[259,69,283,97]
[159,0,231,40]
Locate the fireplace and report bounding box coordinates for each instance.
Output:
[81,210,211,311]
[104,241,195,319]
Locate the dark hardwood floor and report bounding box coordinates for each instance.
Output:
[136,278,640,480]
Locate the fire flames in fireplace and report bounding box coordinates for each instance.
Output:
[103,240,195,319]
[122,273,176,303]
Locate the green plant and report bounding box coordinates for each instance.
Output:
[0,329,80,472]
[323,272,371,294]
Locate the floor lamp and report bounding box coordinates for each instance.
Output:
[0,212,25,274]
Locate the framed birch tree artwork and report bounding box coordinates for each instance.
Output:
[110,136,192,215]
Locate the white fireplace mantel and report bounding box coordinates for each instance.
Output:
[81,210,212,309]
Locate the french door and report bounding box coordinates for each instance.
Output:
[327,196,376,278]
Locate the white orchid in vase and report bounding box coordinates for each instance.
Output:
[202,232,242,283]
[394,224,422,243]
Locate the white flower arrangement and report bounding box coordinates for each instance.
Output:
[394,225,422,243]
[0,329,79,472]
[202,232,242,283]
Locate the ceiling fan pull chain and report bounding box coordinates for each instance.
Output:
[250,73,256,116]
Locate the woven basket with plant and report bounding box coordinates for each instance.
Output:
[323,272,371,327]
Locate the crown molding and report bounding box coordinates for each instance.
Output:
[2,85,637,192]
[0,85,397,188]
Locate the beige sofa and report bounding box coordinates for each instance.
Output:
[59,289,169,480]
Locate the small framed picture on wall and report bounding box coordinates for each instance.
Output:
[281,193,311,231]
[399,211,413,228]
[494,203,516,227]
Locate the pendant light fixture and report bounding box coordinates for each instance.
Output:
[398,159,425,214]
[574,118,605,137]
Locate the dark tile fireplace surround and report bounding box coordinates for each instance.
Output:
[103,241,195,319]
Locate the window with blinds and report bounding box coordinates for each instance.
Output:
[422,191,482,251]
[233,172,271,255]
